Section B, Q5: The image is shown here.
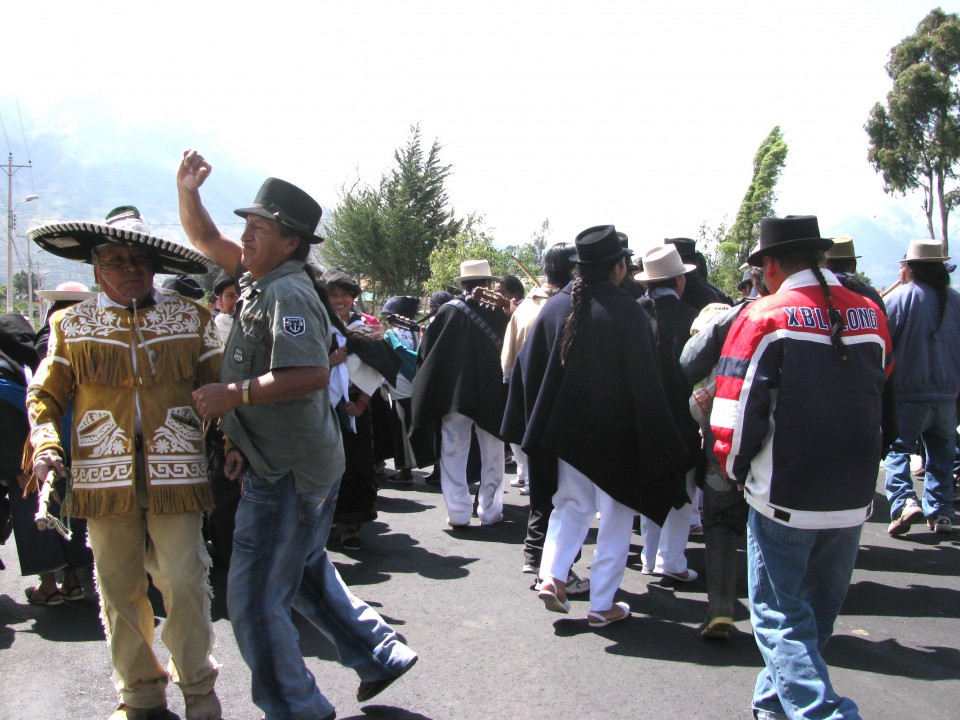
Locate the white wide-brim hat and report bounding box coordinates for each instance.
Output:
[634,245,697,283]
[455,259,498,282]
[35,281,98,302]
[901,239,950,263]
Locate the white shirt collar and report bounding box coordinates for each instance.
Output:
[98,287,165,309]
[777,268,840,294]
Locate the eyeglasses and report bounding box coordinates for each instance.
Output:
[95,254,152,271]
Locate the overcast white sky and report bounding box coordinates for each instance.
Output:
[4,0,955,256]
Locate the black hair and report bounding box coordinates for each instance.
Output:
[498,274,525,299]
[460,278,489,293]
[777,249,848,361]
[559,257,623,366]
[908,261,950,334]
[290,233,312,262]
[303,264,347,335]
[544,242,575,287]
[644,276,683,292]
[826,257,857,275]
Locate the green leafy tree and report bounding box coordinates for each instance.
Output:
[701,126,788,295]
[866,8,960,253]
[320,125,464,304]
[425,226,513,294]
[13,270,41,301]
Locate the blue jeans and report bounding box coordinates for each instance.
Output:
[747,509,862,720]
[228,470,417,720]
[884,400,957,521]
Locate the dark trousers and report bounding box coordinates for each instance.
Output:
[702,473,749,621]
[523,448,559,569]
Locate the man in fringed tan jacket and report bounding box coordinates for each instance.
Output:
[25,207,223,720]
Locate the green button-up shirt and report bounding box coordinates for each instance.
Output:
[220,260,344,494]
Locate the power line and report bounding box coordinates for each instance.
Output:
[16,100,32,166]
[0,111,10,158]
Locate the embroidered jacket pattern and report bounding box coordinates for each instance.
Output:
[27,293,222,518]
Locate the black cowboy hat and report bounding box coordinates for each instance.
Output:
[747,216,834,266]
[235,177,325,243]
[571,225,633,265]
[28,206,212,275]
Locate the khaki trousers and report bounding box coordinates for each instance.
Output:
[87,510,218,709]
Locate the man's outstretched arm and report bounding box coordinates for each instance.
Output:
[177,148,242,274]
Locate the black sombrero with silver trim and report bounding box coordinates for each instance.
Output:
[28,206,213,275]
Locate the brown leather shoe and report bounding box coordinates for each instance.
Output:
[108,704,168,720]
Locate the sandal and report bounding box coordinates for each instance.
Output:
[537,583,570,614]
[25,586,65,606]
[587,601,631,628]
[62,584,85,602]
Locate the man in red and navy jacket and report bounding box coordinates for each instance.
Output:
[709,216,892,720]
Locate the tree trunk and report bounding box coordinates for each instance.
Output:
[937,170,950,256]
[924,169,936,241]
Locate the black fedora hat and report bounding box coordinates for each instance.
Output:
[28,206,212,275]
[235,177,325,244]
[747,216,834,266]
[665,237,698,258]
[571,225,633,265]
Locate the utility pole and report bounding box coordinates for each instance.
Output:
[5,153,34,313]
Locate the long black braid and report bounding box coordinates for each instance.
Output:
[559,259,620,366]
[811,263,849,362]
[908,261,949,335]
[559,276,586,367]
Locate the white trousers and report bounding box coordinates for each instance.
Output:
[440,411,505,525]
[641,469,698,574]
[541,459,636,613]
[510,443,528,487]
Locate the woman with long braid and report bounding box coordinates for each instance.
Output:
[502,225,688,627]
[884,240,960,536]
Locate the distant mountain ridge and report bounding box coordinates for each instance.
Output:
[1,113,944,299]
[3,120,267,294]
[825,205,935,292]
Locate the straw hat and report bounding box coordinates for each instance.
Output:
[824,236,860,259]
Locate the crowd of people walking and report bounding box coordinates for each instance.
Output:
[0,148,957,720]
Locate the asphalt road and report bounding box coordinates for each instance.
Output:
[1,465,958,720]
